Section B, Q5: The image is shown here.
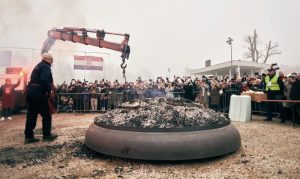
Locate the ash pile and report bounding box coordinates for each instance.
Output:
[94,97,230,128]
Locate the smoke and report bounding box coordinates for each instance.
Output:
[0,1,143,83]
[0,0,88,83]
[0,0,87,47]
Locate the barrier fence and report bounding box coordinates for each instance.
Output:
[56,91,185,113]
[56,90,245,113]
[54,90,300,127]
[56,90,290,121]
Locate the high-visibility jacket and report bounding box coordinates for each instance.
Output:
[265,74,280,91]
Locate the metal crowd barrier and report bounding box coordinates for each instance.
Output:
[56,90,273,116]
[220,90,240,113]
[56,90,299,125]
[251,101,278,115]
[219,90,280,116]
[56,90,239,113]
[56,92,124,113]
[56,91,187,113]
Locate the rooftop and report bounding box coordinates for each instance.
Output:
[190,60,270,76]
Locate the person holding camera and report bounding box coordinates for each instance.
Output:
[195,80,209,107]
[90,83,98,111]
[282,74,296,122]
[183,77,194,101]
[210,80,222,112]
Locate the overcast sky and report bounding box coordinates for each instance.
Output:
[0,0,299,82]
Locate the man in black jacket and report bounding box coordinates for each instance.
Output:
[290,73,300,124]
[183,77,194,101]
[24,53,58,143]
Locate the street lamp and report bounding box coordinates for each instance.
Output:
[226,37,233,66]
[226,37,233,79]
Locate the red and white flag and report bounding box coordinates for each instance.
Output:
[74,55,103,71]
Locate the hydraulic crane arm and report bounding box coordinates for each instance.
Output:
[41,27,131,80]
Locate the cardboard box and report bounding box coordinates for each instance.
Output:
[254,93,267,102]
[241,92,255,101]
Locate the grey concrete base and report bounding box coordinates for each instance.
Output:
[85,123,241,160]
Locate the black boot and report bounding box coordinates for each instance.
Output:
[24,138,40,144]
[43,134,58,141]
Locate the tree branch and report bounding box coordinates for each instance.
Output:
[244,52,252,59]
[264,41,280,63]
[263,41,271,63]
[256,49,263,63]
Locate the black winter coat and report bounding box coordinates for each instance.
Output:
[183,84,194,101]
[290,80,300,100]
[27,61,53,98]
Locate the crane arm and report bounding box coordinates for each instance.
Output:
[41,27,130,58]
[41,27,131,80]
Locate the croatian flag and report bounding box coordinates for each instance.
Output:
[74,55,103,71]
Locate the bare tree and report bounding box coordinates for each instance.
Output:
[244,35,255,62]
[263,41,281,63]
[244,30,261,62]
[244,30,280,63]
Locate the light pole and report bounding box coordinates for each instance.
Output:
[226,37,233,79]
[226,37,233,66]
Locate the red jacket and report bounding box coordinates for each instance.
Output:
[0,80,20,109]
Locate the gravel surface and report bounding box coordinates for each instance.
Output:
[95,97,230,128]
[0,113,299,178]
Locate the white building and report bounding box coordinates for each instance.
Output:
[190,60,270,79]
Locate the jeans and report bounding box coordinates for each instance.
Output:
[90,98,98,111]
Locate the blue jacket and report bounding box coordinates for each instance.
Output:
[27,61,53,98]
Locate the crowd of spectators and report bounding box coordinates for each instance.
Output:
[55,72,300,123]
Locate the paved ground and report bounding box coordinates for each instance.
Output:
[0,112,299,178]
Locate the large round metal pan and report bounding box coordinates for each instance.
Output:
[85,123,241,161]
